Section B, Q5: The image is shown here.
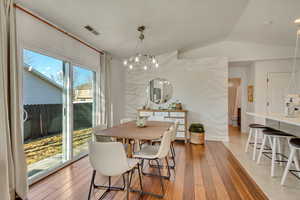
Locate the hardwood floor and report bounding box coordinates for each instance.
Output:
[28,141,268,200]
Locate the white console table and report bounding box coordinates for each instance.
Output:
[138,109,188,143]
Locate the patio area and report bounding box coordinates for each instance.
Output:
[25,128,92,177]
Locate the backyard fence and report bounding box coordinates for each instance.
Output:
[24,103,93,142]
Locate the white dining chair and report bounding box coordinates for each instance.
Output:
[120,118,134,124]
[147,115,165,121]
[133,129,172,198]
[92,124,114,142]
[88,141,143,200]
[170,121,179,168]
[149,122,178,169]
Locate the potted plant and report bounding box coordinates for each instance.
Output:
[189,123,205,144]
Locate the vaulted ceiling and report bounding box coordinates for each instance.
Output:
[16,0,300,58]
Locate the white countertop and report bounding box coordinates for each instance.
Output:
[246,112,300,126]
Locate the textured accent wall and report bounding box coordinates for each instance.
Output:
[124,52,229,141]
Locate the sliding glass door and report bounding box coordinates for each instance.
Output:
[23,49,67,178]
[22,49,96,181]
[72,66,95,157]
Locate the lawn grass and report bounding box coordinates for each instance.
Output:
[24,128,92,165]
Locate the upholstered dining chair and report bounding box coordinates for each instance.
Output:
[120,118,134,124]
[92,124,114,142]
[133,129,172,198]
[150,122,178,169]
[88,141,143,200]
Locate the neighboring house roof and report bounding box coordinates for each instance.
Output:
[75,82,92,90]
[24,64,63,91]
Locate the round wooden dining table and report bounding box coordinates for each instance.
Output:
[94,121,173,157]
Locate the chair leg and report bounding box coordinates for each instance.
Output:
[108,176,111,189]
[293,151,300,171]
[122,174,126,190]
[277,138,283,166]
[253,129,258,160]
[245,128,253,152]
[271,137,277,177]
[126,172,130,200]
[129,169,133,186]
[281,148,296,185]
[165,157,171,179]
[171,148,176,169]
[257,135,267,164]
[137,164,143,192]
[171,143,176,157]
[155,159,165,197]
[88,170,96,200]
[268,136,273,149]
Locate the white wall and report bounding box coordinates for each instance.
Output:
[229,59,296,129]
[23,71,62,105]
[180,40,297,133]
[124,52,229,141]
[180,40,294,62]
[16,9,100,72]
[252,59,295,124]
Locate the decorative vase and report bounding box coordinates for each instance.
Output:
[136,117,147,127]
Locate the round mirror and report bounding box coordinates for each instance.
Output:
[148,78,173,104]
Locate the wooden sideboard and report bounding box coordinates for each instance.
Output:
[138,109,188,143]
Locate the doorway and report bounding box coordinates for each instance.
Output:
[228,78,242,130]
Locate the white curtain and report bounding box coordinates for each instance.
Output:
[0,1,28,199]
[99,53,112,128]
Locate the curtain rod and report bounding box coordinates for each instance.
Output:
[14,4,104,55]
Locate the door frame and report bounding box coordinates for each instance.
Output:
[19,45,98,185]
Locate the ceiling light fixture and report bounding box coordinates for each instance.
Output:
[294,18,300,24]
[123,26,159,71]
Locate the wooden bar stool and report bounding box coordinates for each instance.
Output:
[245,124,267,160]
[257,129,295,177]
[281,138,300,185]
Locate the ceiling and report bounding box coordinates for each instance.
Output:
[228,0,300,46]
[16,0,300,58]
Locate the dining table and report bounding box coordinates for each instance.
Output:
[94,120,173,157]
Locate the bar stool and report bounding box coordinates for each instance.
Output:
[281,138,300,185]
[245,124,267,160]
[257,129,295,177]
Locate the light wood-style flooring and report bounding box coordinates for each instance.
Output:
[28,140,268,200]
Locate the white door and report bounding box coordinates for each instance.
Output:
[267,72,291,114]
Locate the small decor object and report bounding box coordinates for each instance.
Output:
[136,116,147,128]
[175,103,182,110]
[189,123,205,145]
[248,85,254,102]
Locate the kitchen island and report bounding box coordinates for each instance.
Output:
[247,112,300,137]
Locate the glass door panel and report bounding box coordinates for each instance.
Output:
[22,49,67,178]
[72,66,95,157]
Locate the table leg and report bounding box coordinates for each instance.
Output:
[135,139,141,151]
[127,139,134,158]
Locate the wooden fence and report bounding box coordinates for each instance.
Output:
[24,103,92,142]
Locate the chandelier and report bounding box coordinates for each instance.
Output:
[123,26,159,70]
[287,18,300,93]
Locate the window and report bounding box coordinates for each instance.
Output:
[22,49,96,181]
